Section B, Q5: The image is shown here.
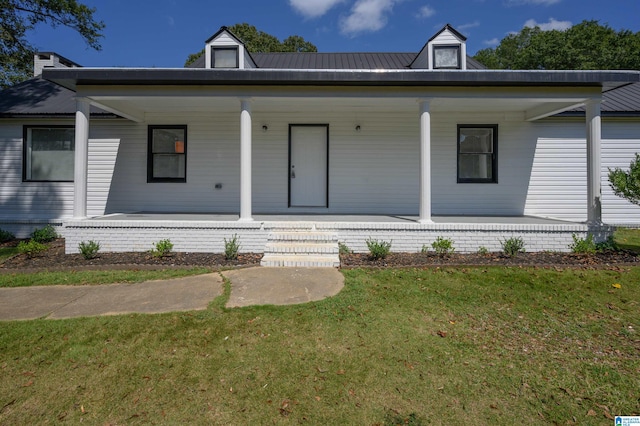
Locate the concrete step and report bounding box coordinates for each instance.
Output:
[260,254,341,268]
[268,231,338,243]
[264,242,339,255]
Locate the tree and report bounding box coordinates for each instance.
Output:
[0,0,105,88]
[473,20,640,70]
[609,153,640,206]
[185,23,317,66]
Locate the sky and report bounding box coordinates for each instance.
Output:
[26,0,640,68]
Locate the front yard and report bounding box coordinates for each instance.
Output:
[1,266,638,424]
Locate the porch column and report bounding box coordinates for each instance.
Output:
[419,99,433,223]
[585,99,602,224]
[239,98,253,221]
[73,97,90,219]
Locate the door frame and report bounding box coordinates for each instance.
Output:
[288,124,330,208]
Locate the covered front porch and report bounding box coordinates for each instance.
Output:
[62,213,610,255]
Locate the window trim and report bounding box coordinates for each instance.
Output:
[147,125,188,183]
[457,124,498,184]
[22,125,75,182]
[433,44,461,70]
[211,46,239,68]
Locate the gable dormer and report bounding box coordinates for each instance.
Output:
[410,24,467,70]
[204,27,256,69]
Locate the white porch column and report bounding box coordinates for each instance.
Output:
[73,97,90,219]
[239,98,253,221]
[585,99,602,224]
[419,99,433,223]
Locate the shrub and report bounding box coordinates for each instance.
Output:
[338,242,352,255]
[477,246,489,255]
[31,224,58,243]
[151,239,174,258]
[79,240,101,260]
[501,237,525,257]
[224,234,241,260]
[569,233,596,254]
[366,238,391,260]
[17,240,47,258]
[431,236,455,256]
[596,236,619,252]
[0,228,15,243]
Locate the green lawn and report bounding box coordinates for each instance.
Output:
[615,227,640,253]
[1,267,638,425]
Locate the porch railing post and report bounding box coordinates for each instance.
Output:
[239,98,253,221]
[73,97,90,219]
[419,99,433,224]
[585,99,602,225]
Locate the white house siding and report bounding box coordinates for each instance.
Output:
[524,119,640,225]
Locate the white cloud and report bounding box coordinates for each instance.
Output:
[340,0,399,35]
[289,0,346,19]
[416,5,435,19]
[507,0,562,5]
[483,38,500,46]
[524,17,571,31]
[458,21,480,31]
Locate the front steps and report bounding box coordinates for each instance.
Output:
[260,230,340,267]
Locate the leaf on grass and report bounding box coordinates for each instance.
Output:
[586,409,597,416]
[336,369,345,375]
[22,380,33,387]
[612,283,621,289]
[437,330,447,338]
[315,396,321,401]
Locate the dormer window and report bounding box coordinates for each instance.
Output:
[212,47,238,68]
[433,45,461,69]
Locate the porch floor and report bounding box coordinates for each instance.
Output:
[95,213,576,225]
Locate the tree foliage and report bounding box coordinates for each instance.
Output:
[474,20,640,70]
[185,23,317,66]
[0,0,104,88]
[609,153,640,206]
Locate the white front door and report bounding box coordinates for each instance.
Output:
[289,125,328,207]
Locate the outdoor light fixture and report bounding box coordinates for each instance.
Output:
[355,125,361,132]
[262,125,268,132]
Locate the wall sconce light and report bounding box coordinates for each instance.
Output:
[355,125,361,132]
[262,125,268,132]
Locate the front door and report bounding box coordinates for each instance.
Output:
[289,125,328,207]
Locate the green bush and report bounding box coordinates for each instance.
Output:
[0,228,15,243]
[338,242,352,255]
[366,238,391,260]
[431,236,455,256]
[79,240,101,260]
[569,233,596,254]
[596,236,619,252]
[17,240,47,258]
[150,239,174,258]
[224,234,241,260]
[31,225,58,243]
[501,237,526,257]
[477,246,489,255]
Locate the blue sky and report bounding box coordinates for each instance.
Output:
[27,0,640,67]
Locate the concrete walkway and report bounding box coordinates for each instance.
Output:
[0,267,344,321]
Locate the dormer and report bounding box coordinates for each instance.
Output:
[33,52,80,76]
[410,24,467,70]
[204,27,256,69]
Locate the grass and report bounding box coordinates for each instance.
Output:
[0,247,18,262]
[0,268,212,288]
[614,227,640,253]
[1,267,639,424]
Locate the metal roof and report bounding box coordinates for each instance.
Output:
[187,52,486,70]
[558,82,640,117]
[0,77,112,117]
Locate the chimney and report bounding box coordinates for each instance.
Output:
[34,52,81,77]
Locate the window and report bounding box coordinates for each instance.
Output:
[147,125,187,182]
[457,125,497,183]
[23,126,74,182]
[433,45,461,69]
[211,47,238,68]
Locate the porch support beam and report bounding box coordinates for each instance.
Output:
[419,99,433,224]
[239,98,253,222]
[73,97,91,219]
[585,99,602,224]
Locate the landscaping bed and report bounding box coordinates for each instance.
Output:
[1,238,638,271]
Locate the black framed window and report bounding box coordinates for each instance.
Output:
[23,126,74,182]
[211,47,238,68]
[433,45,461,69]
[457,125,498,183]
[147,125,187,183]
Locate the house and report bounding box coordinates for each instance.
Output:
[1,25,639,265]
